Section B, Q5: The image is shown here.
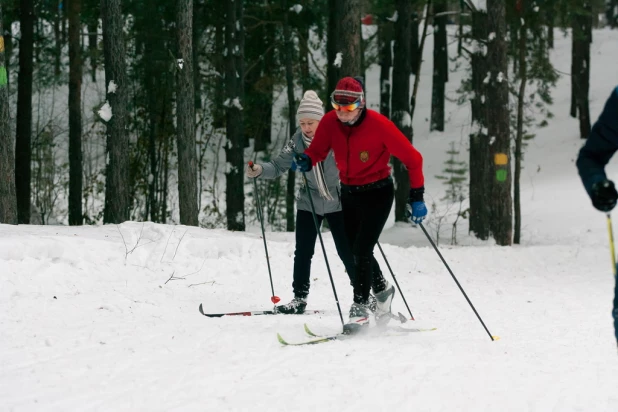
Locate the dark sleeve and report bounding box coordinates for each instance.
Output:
[576,87,618,195]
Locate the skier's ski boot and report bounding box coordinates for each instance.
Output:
[343,302,371,335]
[374,281,395,326]
[276,297,307,314]
[368,293,377,313]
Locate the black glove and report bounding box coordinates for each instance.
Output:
[591,180,618,212]
[294,153,313,172]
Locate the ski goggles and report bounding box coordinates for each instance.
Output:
[330,92,363,112]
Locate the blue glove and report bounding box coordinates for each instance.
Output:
[290,160,297,172]
[410,201,427,224]
[294,153,313,172]
[408,187,427,224]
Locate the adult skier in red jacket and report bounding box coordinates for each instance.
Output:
[295,76,427,331]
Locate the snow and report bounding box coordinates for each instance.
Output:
[470,0,486,11]
[3,27,618,411]
[97,102,112,122]
[393,110,412,128]
[107,80,118,94]
[334,52,343,68]
[289,4,303,14]
[177,59,184,70]
[386,11,398,22]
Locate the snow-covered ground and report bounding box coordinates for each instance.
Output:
[2,28,618,411]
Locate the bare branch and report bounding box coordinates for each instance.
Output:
[172,228,189,261]
[164,270,186,284]
[188,280,217,287]
[116,225,129,258]
[160,226,176,262]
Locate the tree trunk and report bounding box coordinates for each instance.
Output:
[176,0,198,226]
[68,0,83,225]
[224,0,245,231]
[378,21,393,118]
[392,0,412,223]
[326,0,343,106]
[283,0,296,232]
[547,2,554,48]
[410,9,420,75]
[213,2,225,128]
[340,0,362,77]
[256,19,274,151]
[2,14,12,89]
[605,0,618,29]
[430,0,447,132]
[246,4,274,153]
[514,11,527,245]
[299,19,310,92]
[87,16,98,82]
[54,0,62,78]
[574,2,592,139]
[457,0,463,55]
[15,0,35,224]
[142,5,165,222]
[409,0,431,120]
[101,0,130,224]
[486,0,512,246]
[192,1,202,110]
[468,10,491,240]
[0,6,18,224]
[570,25,578,119]
[236,0,247,149]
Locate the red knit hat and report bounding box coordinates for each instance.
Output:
[332,77,364,105]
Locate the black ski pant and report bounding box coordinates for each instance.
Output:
[341,178,393,304]
[292,210,357,298]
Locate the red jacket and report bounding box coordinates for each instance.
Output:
[304,109,424,188]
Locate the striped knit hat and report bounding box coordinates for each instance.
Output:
[332,77,365,105]
[297,90,324,121]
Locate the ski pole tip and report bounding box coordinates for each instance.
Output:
[492,335,501,341]
[271,296,280,304]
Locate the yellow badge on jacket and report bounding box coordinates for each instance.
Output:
[359,151,369,162]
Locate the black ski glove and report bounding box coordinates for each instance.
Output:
[591,179,618,212]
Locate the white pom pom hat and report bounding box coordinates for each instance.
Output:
[296,90,324,121]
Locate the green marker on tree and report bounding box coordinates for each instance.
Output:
[496,169,507,182]
[0,66,7,87]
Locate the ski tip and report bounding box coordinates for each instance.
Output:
[198,303,205,315]
[303,323,318,337]
[276,333,289,345]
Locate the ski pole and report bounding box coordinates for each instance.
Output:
[376,241,415,320]
[419,223,497,341]
[300,172,345,327]
[248,162,280,305]
[607,213,616,276]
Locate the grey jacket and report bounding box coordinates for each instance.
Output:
[260,128,342,215]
